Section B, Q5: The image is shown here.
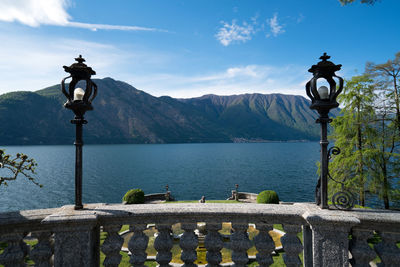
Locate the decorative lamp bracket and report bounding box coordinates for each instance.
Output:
[326,146,355,210]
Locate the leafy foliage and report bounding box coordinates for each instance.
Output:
[366,52,400,209]
[329,75,376,206]
[257,190,280,204]
[329,52,400,209]
[123,188,145,204]
[367,97,400,209]
[366,52,400,135]
[0,149,42,187]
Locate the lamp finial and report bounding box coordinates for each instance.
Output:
[319,52,330,62]
[75,55,85,64]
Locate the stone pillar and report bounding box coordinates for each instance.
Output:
[53,225,100,267]
[303,212,360,267]
[42,206,100,267]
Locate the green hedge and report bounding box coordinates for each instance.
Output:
[257,190,280,204]
[123,189,145,204]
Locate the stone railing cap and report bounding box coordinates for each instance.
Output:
[0,207,60,226]
[41,204,101,225]
[302,210,360,227]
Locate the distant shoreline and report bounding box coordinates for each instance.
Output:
[0,139,318,147]
[232,138,313,143]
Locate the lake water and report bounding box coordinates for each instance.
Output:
[0,142,320,212]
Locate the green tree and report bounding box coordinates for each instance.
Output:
[368,98,400,209]
[0,149,41,187]
[329,74,376,206]
[366,52,400,135]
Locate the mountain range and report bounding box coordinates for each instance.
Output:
[0,77,332,145]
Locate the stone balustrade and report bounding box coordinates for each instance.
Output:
[0,203,399,266]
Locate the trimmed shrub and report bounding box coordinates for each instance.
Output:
[123,189,145,204]
[257,190,280,204]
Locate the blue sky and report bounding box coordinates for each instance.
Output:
[0,0,399,98]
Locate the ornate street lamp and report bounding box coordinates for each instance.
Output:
[61,55,97,210]
[305,53,343,209]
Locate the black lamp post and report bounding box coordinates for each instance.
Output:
[305,53,343,209]
[61,55,97,210]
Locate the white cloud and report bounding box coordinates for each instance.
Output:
[226,66,260,78]
[216,13,287,45]
[0,32,171,94]
[250,14,259,25]
[128,64,311,99]
[267,13,285,37]
[0,0,70,27]
[215,20,255,46]
[0,30,311,99]
[0,0,163,32]
[66,22,164,32]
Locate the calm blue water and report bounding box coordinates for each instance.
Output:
[0,143,320,212]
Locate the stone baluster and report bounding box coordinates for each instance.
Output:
[101,225,123,267]
[230,223,251,267]
[154,223,173,267]
[374,231,400,267]
[0,232,28,267]
[180,223,198,267]
[281,224,303,267]
[349,228,376,266]
[128,224,149,267]
[204,223,223,267]
[30,231,54,267]
[254,223,275,267]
